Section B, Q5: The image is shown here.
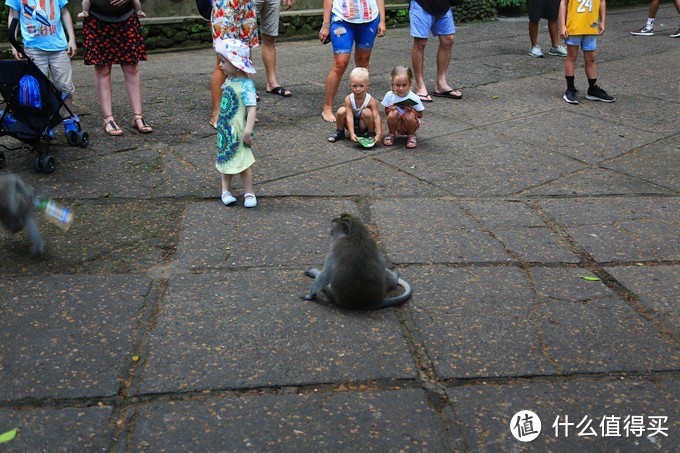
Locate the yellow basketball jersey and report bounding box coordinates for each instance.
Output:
[566,0,601,35]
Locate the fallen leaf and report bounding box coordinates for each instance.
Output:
[580,275,600,281]
[0,429,17,444]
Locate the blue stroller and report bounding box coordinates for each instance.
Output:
[0,18,89,174]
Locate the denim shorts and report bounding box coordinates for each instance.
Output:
[330,14,380,54]
[565,35,597,51]
[409,0,456,38]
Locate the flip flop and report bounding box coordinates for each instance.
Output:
[266,86,292,97]
[103,117,123,136]
[417,93,433,103]
[433,89,463,99]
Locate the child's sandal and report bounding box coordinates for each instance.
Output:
[382,134,395,146]
[406,135,418,149]
[328,129,345,142]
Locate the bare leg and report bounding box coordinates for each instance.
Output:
[241,167,254,194]
[121,63,142,114]
[435,34,454,94]
[583,50,597,80]
[411,37,428,96]
[261,34,285,92]
[548,20,559,47]
[529,19,539,47]
[648,0,662,17]
[94,64,114,119]
[211,56,226,124]
[565,45,578,77]
[322,52,351,123]
[121,63,152,132]
[221,174,233,193]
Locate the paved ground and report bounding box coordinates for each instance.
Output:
[1,5,679,451]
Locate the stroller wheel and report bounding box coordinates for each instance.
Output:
[0,152,5,169]
[78,131,89,147]
[33,155,44,172]
[66,130,79,146]
[42,156,56,174]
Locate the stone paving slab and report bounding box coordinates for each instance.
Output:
[0,406,112,451]
[175,198,357,270]
[129,389,451,450]
[603,138,680,193]
[448,376,678,451]
[372,199,510,263]
[529,267,680,374]
[461,200,580,263]
[407,265,556,378]
[538,197,680,262]
[375,129,585,197]
[256,157,440,197]
[519,167,675,197]
[0,275,151,400]
[0,199,182,275]
[136,270,416,394]
[605,265,680,334]
[488,109,661,164]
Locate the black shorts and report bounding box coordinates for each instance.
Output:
[527,0,560,22]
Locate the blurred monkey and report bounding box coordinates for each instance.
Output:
[0,174,43,256]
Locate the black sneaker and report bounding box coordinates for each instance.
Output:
[563,88,579,104]
[630,25,654,36]
[586,85,615,103]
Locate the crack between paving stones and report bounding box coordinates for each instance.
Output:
[527,201,680,346]
[105,278,170,451]
[459,201,565,374]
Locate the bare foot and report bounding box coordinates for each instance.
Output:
[321,108,335,123]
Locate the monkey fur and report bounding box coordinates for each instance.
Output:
[302,213,412,310]
[0,173,44,256]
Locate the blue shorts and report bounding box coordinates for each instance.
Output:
[565,35,597,51]
[409,1,456,38]
[330,15,380,54]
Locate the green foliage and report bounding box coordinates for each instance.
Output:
[495,0,524,8]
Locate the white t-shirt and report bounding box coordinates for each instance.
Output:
[381,90,425,115]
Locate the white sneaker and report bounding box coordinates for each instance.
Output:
[221,191,237,205]
[548,44,567,56]
[243,193,257,208]
[529,45,544,58]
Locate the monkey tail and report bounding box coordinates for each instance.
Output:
[366,278,412,310]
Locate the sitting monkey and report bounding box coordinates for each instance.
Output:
[0,173,44,256]
[302,213,412,310]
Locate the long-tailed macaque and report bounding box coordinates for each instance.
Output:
[0,174,43,256]
[302,213,412,310]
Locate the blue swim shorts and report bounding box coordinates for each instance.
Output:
[409,0,456,38]
[565,35,597,51]
[330,14,380,54]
